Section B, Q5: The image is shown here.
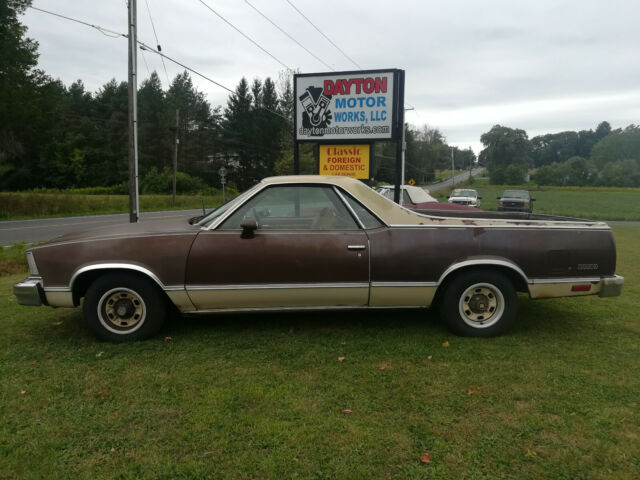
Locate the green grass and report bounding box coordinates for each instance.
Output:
[1,227,639,479]
[0,193,229,220]
[432,184,640,221]
[0,243,28,275]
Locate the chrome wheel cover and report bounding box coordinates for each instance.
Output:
[458,282,505,328]
[97,287,146,335]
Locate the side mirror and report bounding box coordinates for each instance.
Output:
[240,219,258,239]
[496,196,501,200]
[478,196,482,200]
[531,198,536,201]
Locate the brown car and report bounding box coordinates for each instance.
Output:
[14,175,623,341]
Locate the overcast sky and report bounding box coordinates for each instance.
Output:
[22,0,640,153]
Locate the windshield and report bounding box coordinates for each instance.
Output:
[502,190,529,199]
[196,183,261,228]
[450,189,477,198]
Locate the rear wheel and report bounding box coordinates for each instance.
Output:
[439,270,517,337]
[83,273,167,342]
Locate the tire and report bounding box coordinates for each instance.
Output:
[83,272,167,342]
[438,269,517,337]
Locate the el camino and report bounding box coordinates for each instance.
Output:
[14,176,623,341]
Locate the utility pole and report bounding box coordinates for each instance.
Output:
[172,109,179,206]
[451,146,455,188]
[400,107,414,187]
[127,0,140,223]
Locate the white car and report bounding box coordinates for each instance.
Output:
[448,188,481,208]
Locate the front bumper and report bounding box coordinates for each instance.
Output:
[599,275,624,298]
[13,277,46,306]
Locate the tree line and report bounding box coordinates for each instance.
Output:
[2,1,637,192]
[479,122,640,187]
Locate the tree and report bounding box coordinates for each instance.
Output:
[166,71,219,179]
[479,125,532,184]
[138,72,168,172]
[222,77,254,189]
[590,125,640,169]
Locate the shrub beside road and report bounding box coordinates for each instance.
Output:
[0,227,638,478]
[0,192,228,220]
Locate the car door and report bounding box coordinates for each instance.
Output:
[185,184,370,310]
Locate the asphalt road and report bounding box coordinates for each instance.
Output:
[0,209,204,246]
[422,166,486,193]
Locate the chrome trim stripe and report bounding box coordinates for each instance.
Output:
[438,259,529,285]
[44,286,72,293]
[528,277,601,284]
[185,305,424,315]
[31,232,195,250]
[186,283,369,291]
[390,223,610,230]
[164,285,186,291]
[347,245,366,250]
[371,281,438,287]
[69,263,166,290]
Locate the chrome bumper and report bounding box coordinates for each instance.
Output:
[599,275,624,298]
[13,277,46,306]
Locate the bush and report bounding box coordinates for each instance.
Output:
[140,168,217,195]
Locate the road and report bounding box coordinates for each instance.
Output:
[0,209,204,246]
[421,166,486,193]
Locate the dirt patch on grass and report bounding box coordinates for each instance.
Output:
[0,260,27,276]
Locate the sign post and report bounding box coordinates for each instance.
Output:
[219,166,227,203]
[293,69,405,201]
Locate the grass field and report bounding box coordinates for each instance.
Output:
[0,192,228,220]
[431,184,640,221]
[0,227,638,479]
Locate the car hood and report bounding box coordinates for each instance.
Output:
[40,216,200,246]
[449,196,477,202]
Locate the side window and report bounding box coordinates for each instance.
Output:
[219,185,359,230]
[402,190,412,205]
[342,192,384,229]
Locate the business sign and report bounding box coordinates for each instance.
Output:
[319,144,370,179]
[294,69,401,142]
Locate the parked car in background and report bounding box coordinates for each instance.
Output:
[14,175,623,341]
[448,188,481,207]
[376,185,476,211]
[497,190,535,213]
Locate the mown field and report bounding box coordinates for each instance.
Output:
[0,192,228,220]
[0,227,638,479]
[432,184,640,221]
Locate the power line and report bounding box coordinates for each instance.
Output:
[29,6,126,39]
[196,0,291,71]
[140,48,151,77]
[142,0,171,86]
[243,0,334,71]
[28,6,291,123]
[284,0,361,69]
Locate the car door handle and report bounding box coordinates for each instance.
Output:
[347,245,366,250]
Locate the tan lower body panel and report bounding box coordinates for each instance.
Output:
[44,291,75,307]
[187,287,368,310]
[528,281,601,299]
[166,290,197,312]
[369,286,436,307]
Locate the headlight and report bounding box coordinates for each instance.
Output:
[26,251,39,275]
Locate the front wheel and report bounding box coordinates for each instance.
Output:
[438,270,517,337]
[83,273,167,342]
